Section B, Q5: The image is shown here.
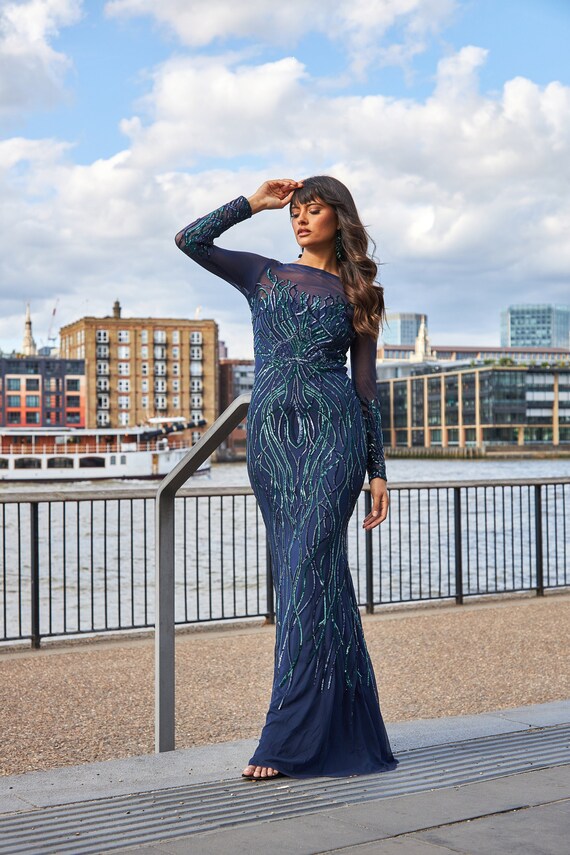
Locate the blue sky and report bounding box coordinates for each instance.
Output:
[17,0,570,162]
[1,0,569,355]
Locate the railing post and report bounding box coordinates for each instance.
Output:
[534,484,544,596]
[155,489,176,752]
[265,534,275,625]
[454,487,464,605]
[364,490,374,614]
[30,502,41,649]
[155,394,251,754]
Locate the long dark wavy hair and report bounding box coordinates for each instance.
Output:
[290,175,385,338]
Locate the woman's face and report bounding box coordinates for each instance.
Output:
[290,197,338,252]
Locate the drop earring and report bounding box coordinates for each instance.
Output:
[335,229,343,261]
[298,247,304,258]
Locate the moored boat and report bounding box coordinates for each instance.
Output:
[0,421,209,481]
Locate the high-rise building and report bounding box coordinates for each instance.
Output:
[382,313,425,346]
[218,358,255,459]
[0,356,85,427]
[60,302,218,433]
[501,304,570,349]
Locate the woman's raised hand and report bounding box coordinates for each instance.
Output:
[248,179,303,214]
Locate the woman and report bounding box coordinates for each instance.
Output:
[176,176,398,781]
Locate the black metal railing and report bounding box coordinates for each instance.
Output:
[0,478,568,648]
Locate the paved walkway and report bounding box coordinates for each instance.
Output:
[0,699,568,854]
[3,593,569,777]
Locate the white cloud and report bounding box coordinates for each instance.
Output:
[2,44,570,356]
[330,0,458,76]
[121,54,308,169]
[105,0,314,47]
[105,0,458,74]
[0,0,82,117]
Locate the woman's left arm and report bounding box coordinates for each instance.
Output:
[350,330,389,530]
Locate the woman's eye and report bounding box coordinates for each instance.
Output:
[309,209,321,215]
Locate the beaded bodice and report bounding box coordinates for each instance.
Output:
[176,196,386,481]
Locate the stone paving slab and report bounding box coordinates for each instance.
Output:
[409,799,570,855]
[0,739,258,809]
[391,698,570,750]
[112,765,570,855]
[1,699,569,855]
[2,698,568,814]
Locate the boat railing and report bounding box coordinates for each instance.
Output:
[0,437,193,456]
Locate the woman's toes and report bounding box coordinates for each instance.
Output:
[242,764,281,779]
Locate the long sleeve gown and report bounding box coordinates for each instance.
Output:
[176,196,398,778]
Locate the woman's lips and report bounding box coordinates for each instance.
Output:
[297,230,310,236]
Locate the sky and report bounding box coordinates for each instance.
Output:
[1,0,569,358]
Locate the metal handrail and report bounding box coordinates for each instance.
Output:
[155,393,251,752]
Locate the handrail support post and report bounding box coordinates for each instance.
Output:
[155,394,252,754]
[454,487,464,605]
[535,484,544,596]
[364,490,374,614]
[30,502,41,649]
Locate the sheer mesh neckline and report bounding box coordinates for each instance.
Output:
[281,262,341,281]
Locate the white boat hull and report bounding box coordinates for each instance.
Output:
[0,447,210,481]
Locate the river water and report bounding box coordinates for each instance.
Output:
[2,456,569,495]
[205,457,570,487]
[1,457,568,642]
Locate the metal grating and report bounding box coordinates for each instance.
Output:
[1,724,569,854]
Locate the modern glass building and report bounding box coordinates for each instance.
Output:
[218,358,255,460]
[382,313,425,345]
[378,365,570,448]
[378,343,570,366]
[500,304,570,349]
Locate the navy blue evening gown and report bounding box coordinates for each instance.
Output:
[176,197,398,778]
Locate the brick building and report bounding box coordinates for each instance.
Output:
[60,302,218,437]
[0,356,85,428]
